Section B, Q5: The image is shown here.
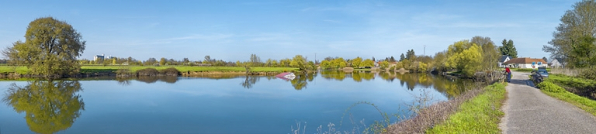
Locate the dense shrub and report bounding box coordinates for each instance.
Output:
[579,68,596,80]
[160,67,180,76]
[537,81,567,93]
[136,68,159,76]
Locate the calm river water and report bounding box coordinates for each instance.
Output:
[0,71,471,134]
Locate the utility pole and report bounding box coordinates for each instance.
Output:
[424,45,426,56]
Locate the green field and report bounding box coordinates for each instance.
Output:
[0,65,300,74]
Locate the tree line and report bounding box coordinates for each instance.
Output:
[1,17,519,77]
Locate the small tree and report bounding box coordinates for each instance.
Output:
[159,58,166,66]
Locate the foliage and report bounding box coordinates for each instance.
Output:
[537,81,567,93]
[472,36,500,70]
[499,39,517,58]
[159,57,166,66]
[418,62,428,72]
[290,55,307,70]
[352,57,362,68]
[380,61,389,69]
[2,80,84,134]
[569,35,596,67]
[399,53,406,61]
[3,17,85,76]
[427,83,505,133]
[250,54,262,66]
[579,67,596,80]
[445,40,483,76]
[321,58,347,69]
[406,49,416,61]
[544,0,596,66]
[362,59,374,68]
[432,51,448,72]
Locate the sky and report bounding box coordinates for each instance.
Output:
[0,0,578,62]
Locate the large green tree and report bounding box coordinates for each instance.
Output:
[544,0,596,66]
[499,39,517,58]
[445,40,483,76]
[3,17,85,76]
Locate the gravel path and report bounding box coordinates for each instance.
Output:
[499,71,596,134]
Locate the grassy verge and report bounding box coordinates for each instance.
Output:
[0,66,300,74]
[425,83,506,133]
[537,81,596,116]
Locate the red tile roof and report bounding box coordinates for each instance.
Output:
[503,58,546,64]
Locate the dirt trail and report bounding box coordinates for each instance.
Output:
[499,71,596,134]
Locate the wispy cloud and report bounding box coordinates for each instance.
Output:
[166,34,234,41]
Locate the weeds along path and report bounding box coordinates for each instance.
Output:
[500,71,596,134]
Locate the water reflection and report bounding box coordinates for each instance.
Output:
[241,75,259,89]
[117,76,179,85]
[2,80,85,134]
[112,72,472,98]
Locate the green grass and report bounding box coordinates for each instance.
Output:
[546,74,596,89]
[0,65,300,74]
[537,81,596,116]
[0,66,30,74]
[426,83,506,134]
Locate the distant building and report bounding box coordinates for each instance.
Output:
[503,58,548,68]
[94,54,105,61]
[498,55,511,68]
[549,58,564,68]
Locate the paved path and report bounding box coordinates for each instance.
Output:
[499,71,596,134]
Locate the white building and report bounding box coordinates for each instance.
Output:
[549,58,564,68]
[94,54,105,61]
[498,55,511,68]
[503,58,548,68]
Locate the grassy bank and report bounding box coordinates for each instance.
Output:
[537,81,596,116]
[386,82,506,133]
[0,65,300,74]
[426,83,506,133]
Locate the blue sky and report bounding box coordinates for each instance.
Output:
[0,0,577,62]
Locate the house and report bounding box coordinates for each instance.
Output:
[94,54,105,61]
[549,58,564,68]
[503,58,548,68]
[498,55,511,68]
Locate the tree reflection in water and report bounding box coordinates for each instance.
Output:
[291,73,308,90]
[2,80,84,134]
[241,75,260,89]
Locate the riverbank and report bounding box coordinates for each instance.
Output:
[0,66,300,78]
[386,82,506,133]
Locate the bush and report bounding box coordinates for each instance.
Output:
[537,81,567,93]
[579,68,596,80]
[136,68,159,76]
[160,67,180,76]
